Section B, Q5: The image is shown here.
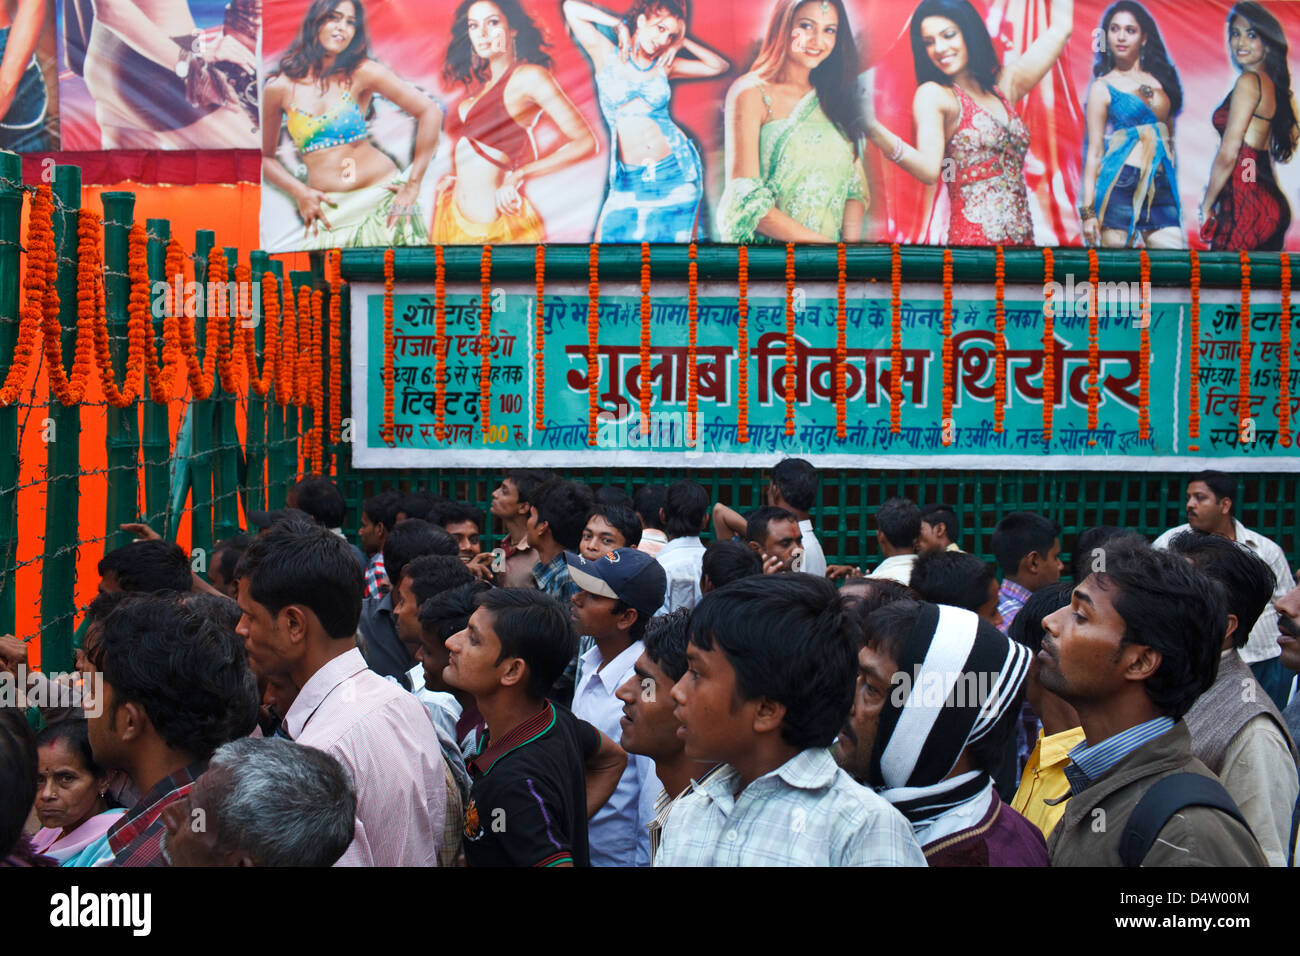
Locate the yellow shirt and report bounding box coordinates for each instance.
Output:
[1011,726,1086,839]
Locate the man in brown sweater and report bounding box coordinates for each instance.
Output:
[1040,538,1267,867]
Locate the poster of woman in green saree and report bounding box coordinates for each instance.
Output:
[715,0,868,243]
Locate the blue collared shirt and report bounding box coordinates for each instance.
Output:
[1063,716,1175,795]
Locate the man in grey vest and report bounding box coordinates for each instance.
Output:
[1167,531,1299,866]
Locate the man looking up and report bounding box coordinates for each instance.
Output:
[1040,537,1267,866]
[658,575,926,866]
[991,512,1064,633]
[490,470,554,588]
[1154,470,1295,709]
[768,458,826,577]
[235,519,448,866]
[442,588,629,867]
[918,504,962,554]
[1167,531,1299,866]
[567,548,667,866]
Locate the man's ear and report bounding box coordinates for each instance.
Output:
[498,656,527,691]
[658,507,667,528]
[281,605,311,646]
[746,540,762,556]
[934,521,947,542]
[1123,644,1163,682]
[616,606,639,634]
[118,700,148,743]
[751,696,787,735]
[1224,613,1239,647]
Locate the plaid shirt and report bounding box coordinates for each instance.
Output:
[997,579,1033,634]
[532,553,579,604]
[364,552,390,600]
[107,761,208,867]
[654,748,927,867]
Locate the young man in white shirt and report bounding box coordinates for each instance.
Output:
[567,547,668,866]
[654,480,709,615]
[1153,470,1296,709]
[868,498,922,586]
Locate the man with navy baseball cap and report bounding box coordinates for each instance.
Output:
[566,548,667,866]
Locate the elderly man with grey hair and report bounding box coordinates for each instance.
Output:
[159,738,356,867]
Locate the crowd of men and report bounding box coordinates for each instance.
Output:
[2,463,1298,867]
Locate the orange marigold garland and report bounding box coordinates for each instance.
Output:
[1087,247,1100,434]
[940,248,954,446]
[1138,249,1151,440]
[737,245,749,444]
[1239,250,1253,441]
[244,262,276,397]
[1280,251,1292,447]
[1,185,53,406]
[479,244,492,434]
[209,251,241,396]
[310,289,325,472]
[327,249,343,455]
[639,242,652,434]
[890,242,902,434]
[687,241,699,446]
[128,222,172,404]
[40,188,89,405]
[294,284,312,407]
[834,242,847,439]
[534,244,546,431]
[1188,250,1201,445]
[92,213,148,407]
[587,242,600,446]
[993,245,1006,433]
[784,242,796,436]
[434,245,447,441]
[1042,248,1055,444]
[382,249,395,445]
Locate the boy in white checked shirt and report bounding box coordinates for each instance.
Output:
[655,574,926,867]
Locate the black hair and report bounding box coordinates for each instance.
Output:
[443,0,553,89]
[842,578,917,639]
[86,589,130,626]
[920,504,961,547]
[1007,580,1073,655]
[1093,1,1183,116]
[1189,469,1237,518]
[362,489,403,530]
[633,484,668,531]
[383,519,458,587]
[1166,530,1276,649]
[178,592,244,635]
[532,480,596,551]
[35,718,108,784]
[433,500,486,533]
[404,554,476,607]
[771,458,819,512]
[98,539,192,594]
[861,598,922,669]
[745,505,797,545]
[991,511,1061,577]
[594,485,633,508]
[910,549,995,613]
[507,470,556,507]
[90,594,259,760]
[289,476,348,529]
[1090,537,1226,718]
[419,580,492,641]
[643,608,692,683]
[0,708,38,859]
[1071,525,1127,583]
[688,575,858,750]
[212,534,252,587]
[235,521,364,639]
[875,497,921,550]
[1228,1,1299,163]
[476,588,576,699]
[398,489,444,522]
[612,597,651,644]
[273,0,372,84]
[701,538,763,589]
[910,0,1001,94]
[663,479,709,540]
[586,502,643,549]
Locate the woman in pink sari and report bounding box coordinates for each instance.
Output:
[29,719,123,865]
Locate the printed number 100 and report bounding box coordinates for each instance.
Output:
[481,425,509,444]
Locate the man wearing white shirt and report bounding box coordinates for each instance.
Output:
[567,548,668,866]
[768,458,827,578]
[654,480,710,615]
[868,497,921,586]
[1153,471,1295,709]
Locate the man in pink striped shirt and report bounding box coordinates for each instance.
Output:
[236,517,447,866]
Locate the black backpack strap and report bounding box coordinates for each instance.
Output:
[1120,773,1251,867]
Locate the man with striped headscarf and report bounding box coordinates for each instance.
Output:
[834,599,1047,866]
